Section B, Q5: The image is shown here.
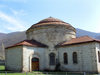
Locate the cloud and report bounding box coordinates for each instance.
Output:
[10,8,26,16]
[0,11,26,32]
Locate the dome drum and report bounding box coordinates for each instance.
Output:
[26,17,76,48]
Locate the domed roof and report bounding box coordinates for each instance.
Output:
[27,17,76,32]
[36,17,66,24]
[34,17,70,26]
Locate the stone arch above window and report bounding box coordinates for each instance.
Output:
[73,52,78,64]
[49,53,56,65]
[33,51,40,57]
[63,53,68,64]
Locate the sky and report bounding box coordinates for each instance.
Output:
[0,0,100,33]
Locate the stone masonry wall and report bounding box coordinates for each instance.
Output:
[22,46,47,72]
[27,26,76,50]
[5,46,23,71]
[95,42,100,73]
[58,42,97,73]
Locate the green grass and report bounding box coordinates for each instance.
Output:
[0,65,98,75]
[0,72,84,75]
[0,72,98,75]
[0,65,5,71]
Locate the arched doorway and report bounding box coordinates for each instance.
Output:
[31,57,39,71]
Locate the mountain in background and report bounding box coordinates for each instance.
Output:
[0,32,26,59]
[76,28,100,39]
[0,28,100,59]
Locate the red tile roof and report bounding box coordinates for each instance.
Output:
[57,36,100,47]
[26,17,76,32]
[6,40,48,49]
[6,36,100,49]
[34,17,70,26]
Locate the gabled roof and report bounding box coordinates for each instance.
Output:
[6,40,48,49]
[6,36,100,49]
[56,36,100,47]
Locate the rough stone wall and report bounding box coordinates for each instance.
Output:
[26,25,76,71]
[44,48,58,70]
[5,42,99,73]
[22,46,47,72]
[22,46,33,72]
[95,42,100,73]
[5,46,23,71]
[58,42,97,73]
[27,26,76,50]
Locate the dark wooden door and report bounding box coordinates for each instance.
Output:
[32,58,39,71]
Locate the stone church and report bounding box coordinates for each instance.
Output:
[5,17,100,73]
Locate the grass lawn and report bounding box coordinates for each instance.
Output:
[0,65,98,75]
[0,65,5,71]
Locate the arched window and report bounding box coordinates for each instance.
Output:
[73,52,78,64]
[98,51,100,63]
[49,53,55,65]
[63,53,68,64]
